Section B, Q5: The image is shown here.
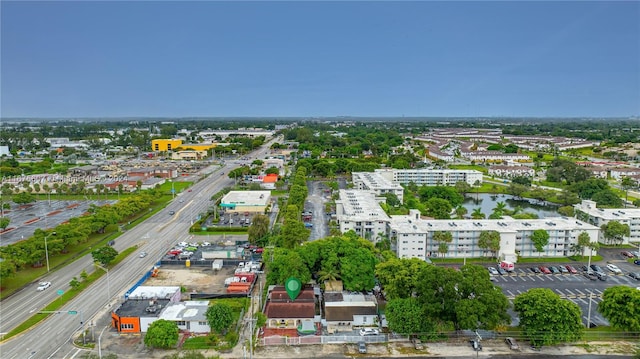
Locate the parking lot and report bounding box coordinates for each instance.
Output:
[491,262,640,327]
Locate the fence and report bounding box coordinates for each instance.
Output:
[258,334,389,346]
[124,266,156,299]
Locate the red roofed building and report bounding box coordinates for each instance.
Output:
[263,285,317,337]
[261,173,278,190]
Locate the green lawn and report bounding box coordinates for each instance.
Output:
[449,164,488,174]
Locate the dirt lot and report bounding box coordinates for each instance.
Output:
[144,266,236,298]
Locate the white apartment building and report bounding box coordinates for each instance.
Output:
[389,210,599,262]
[610,168,640,180]
[352,171,404,202]
[488,166,535,178]
[460,151,531,163]
[574,200,640,245]
[375,168,483,187]
[335,190,390,242]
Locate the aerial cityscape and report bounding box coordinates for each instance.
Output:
[1,1,639,359]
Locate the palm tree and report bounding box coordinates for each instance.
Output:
[471,208,485,219]
[317,267,341,283]
[455,205,468,219]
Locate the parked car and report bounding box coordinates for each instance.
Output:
[590,264,604,273]
[565,265,578,274]
[606,264,622,274]
[583,271,597,281]
[549,266,560,274]
[496,267,507,275]
[505,337,519,350]
[37,281,51,291]
[359,328,379,336]
[627,272,640,280]
[621,251,635,258]
[635,259,640,265]
[595,271,607,281]
[412,338,425,350]
[558,266,569,274]
[488,267,499,275]
[358,341,367,354]
[539,266,551,274]
[530,267,541,274]
[631,251,640,258]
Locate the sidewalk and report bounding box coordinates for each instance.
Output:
[204,340,637,358]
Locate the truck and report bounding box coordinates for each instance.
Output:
[500,261,515,272]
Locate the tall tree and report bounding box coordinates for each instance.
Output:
[471,208,485,219]
[385,297,435,337]
[206,303,235,334]
[425,197,452,219]
[514,288,583,347]
[601,221,630,245]
[530,229,550,257]
[598,286,640,332]
[91,246,118,266]
[247,214,270,244]
[478,231,500,258]
[144,319,179,349]
[375,258,431,300]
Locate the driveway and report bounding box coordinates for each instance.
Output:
[305,181,329,241]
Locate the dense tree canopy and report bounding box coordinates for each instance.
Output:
[530,229,550,256]
[514,288,583,347]
[91,246,118,265]
[144,319,179,349]
[206,303,235,334]
[601,221,630,245]
[416,264,510,330]
[376,258,431,300]
[598,286,640,332]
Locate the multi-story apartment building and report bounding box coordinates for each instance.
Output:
[352,171,404,203]
[335,190,390,242]
[389,210,599,262]
[574,200,640,245]
[488,165,535,178]
[375,168,483,187]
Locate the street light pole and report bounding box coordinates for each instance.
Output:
[44,231,57,272]
[98,325,109,359]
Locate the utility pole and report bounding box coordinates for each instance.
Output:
[586,290,593,328]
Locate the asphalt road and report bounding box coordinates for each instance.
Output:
[305,181,330,241]
[0,141,276,359]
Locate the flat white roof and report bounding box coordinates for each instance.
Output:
[221,190,271,207]
[352,171,403,191]
[128,286,180,300]
[337,190,390,221]
[160,301,208,322]
[389,216,599,233]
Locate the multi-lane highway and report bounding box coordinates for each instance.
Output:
[0,140,276,358]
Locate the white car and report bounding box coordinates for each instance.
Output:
[488,267,499,275]
[359,328,379,336]
[606,264,622,274]
[37,282,51,291]
[139,251,147,258]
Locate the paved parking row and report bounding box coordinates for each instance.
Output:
[492,272,638,285]
[503,286,607,300]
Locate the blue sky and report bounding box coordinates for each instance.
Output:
[1,1,638,118]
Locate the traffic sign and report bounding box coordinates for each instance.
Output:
[68,311,77,315]
[57,289,64,296]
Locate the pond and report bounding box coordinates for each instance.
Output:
[462,193,560,219]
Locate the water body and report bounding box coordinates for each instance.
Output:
[463,193,560,219]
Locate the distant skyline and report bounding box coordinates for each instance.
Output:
[1,1,639,118]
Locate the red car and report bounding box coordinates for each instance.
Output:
[539,266,552,274]
[565,265,578,274]
[622,251,634,258]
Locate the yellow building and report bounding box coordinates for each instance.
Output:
[152,139,219,152]
[152,139,183,152]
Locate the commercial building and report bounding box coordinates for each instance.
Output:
[111,286,181,333]
[152,139,219,152]
[220,190,271,214]
[375,168,483,186]
[352,171,404,202]
[574,200,640,245]
[335,190,390,242]
[389,210,599,262]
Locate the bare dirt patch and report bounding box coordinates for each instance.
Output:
[144,266,236,298]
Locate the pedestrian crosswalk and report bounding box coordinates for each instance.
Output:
[503,287,605,300]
